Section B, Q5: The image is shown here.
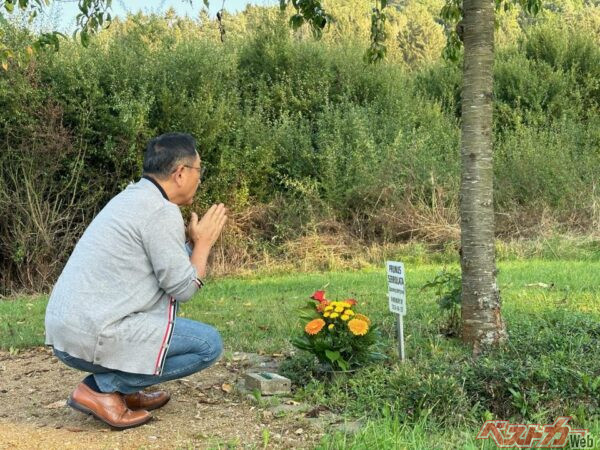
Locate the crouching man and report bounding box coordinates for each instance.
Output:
[45,132,227,429]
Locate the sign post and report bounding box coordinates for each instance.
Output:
[386,261,406,362]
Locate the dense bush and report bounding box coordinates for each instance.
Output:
[1,7,599,293]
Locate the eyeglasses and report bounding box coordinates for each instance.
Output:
[183,165,206,181]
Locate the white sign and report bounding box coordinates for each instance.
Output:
[386,261,406,316]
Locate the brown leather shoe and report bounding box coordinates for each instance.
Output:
[67,383,152,429]
[123,390,171,411]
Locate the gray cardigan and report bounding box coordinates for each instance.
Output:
[45,178,201,375]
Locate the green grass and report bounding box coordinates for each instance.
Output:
[317,417,600,449]
[1,259,598,448]
[1,260,599,353]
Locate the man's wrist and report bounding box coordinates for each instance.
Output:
[191,237,212,249]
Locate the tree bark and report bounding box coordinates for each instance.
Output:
[460,0,507,350]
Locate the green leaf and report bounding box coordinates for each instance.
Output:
[337,358,349,371]
[289,14,304,30]
[368,351,388,361]
[292,336,313,351]
[80,29,90,47]
[508,387,522,399]
[80,1,89,16]
[325,349,341,362]
[531,0,540,15]
[5,2,15,13]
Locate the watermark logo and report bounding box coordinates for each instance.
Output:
[476,416,596,448]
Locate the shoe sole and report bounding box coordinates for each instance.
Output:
[67,397,151,430]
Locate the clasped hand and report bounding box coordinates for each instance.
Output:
[187,203,227,249]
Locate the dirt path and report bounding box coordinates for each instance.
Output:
[0,348,327,449]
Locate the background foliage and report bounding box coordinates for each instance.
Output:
[1,0,599,294]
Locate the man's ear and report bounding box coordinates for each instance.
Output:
[172,164,185,185]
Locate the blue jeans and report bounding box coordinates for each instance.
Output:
[54,318,223,394]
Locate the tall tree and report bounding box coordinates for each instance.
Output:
[458,0,507,350]
[439,0,540,350]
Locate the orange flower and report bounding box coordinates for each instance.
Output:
[348,318,369,336]
[353,314,371,326]
[305,318,326,335]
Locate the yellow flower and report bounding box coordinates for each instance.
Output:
[354,314,371,326]
[346,310,355,316]
[341,302,352,308]
[328,324,334,330]
[341,314,350,321]
[305,319,325,335]
[348,318,369,336]
[324,305,334,312]
[323,312,330,318]
[330,312,339,319]
[334,306,344,313]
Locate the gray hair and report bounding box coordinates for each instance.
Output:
[143,132,198,179]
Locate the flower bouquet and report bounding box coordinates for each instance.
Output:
[292,290,385,372]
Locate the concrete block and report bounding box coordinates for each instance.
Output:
[244,372,291,395]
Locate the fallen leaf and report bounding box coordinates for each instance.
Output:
[284,400,300,405]
[221,383,233,393]
[295,428,304,435]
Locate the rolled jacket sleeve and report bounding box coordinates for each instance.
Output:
[141,205,201,302]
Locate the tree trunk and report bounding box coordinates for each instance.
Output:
[460,0,507,350]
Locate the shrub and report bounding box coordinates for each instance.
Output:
[299,309,600,426]
[1,10,599,292]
